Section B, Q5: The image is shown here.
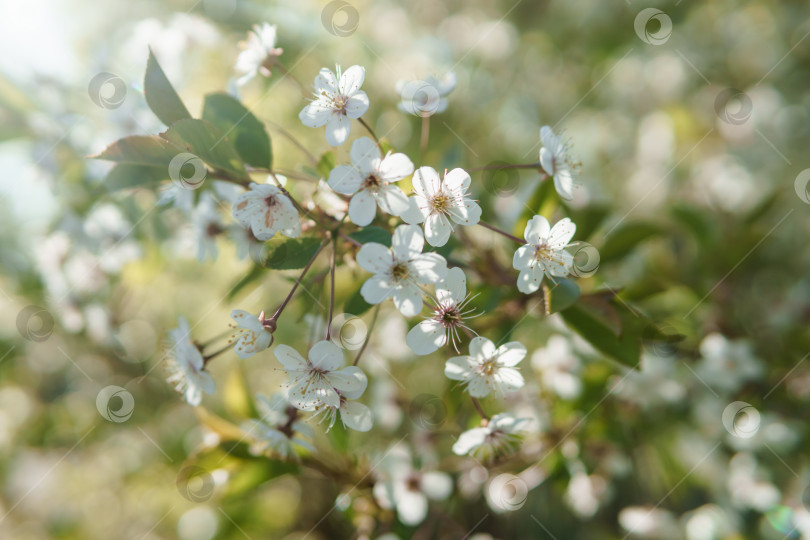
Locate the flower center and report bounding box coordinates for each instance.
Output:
[391,262,410,282]
[437,305,462,328]
[478,358,499,376]
[405,474,421,492]
[362,174,381,190]
[333,94,349,114]
[430,192,452,214]
[534,242,553,262]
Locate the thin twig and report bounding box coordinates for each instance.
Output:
[478,220,526,244]
[325,236,337,341]
[471,397,490,421]
[353,304,381,366]
[269,238,330,323]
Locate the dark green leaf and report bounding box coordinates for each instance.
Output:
[561,304,640,368]
[348,226,392,247]
[599,221,662,263]
[91,135,179,166]
[548,277,581,313]
[264,237,325,270]
[144,49,192,126]
[103,164,168,191]
[160,118,248,181]
[202,93,272,169]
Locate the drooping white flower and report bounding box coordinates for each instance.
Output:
[229,310,273,359]
[396,72,457,116]
[406,267,476,355]
[539,126,578,201]
[234,23,284,86]
[328,137,414,226]
[401,167,481,247]
[299,65,369,146]
[452,413,530,456]
[275,340,369,422]
[232,182,300,241]
[164,316,215,406]
[444,336,526,398]
[192,193,224,262]
[512,216,576,294]
[242,393,314,458]
[356,224,448,317]
[373,445,452,526]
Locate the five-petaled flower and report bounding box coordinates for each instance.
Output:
[275,340,369,427]
[232,182,300,241]
[235,23,284,87]
[444,336,526,398]
[539,126,578,201]
[401,166,481,247]
[299,65,369,146]
[452,412,530,457]
[406,267,476,355]
[164,316,215,406]
[357,224,448,317]
[229,309,274,359]
[328,137,414,226]
[512,215,576,294]
[242,393,313,458]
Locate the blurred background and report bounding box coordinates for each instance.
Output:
[2,0,810,538]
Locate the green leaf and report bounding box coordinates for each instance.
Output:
[316,151,336,179]
[264,237,325,270]
[160,118,248,181]
[548,277,580,313]
[599,221,662,263]
[561,303,640,368]
[348,226,392,247]
[144,49,192,126]
[91,135,179,166]
[345,286,373,316]
[102,164,169,191]
[513,178,556,238]
[227,264,265,300]
[202,93,272,169]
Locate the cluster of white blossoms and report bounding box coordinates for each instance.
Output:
[163,24,590,466]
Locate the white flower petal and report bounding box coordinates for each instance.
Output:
[393,283,423,317]
[469,336,497,361]
[397,490,428,526]
[452,426,488,455]
[436,267,466,302]
[424,213,452,247]
[467,375,492,398]
[231,309,263,333]
[406,320,446,355]
[442,167,471,193]
[349,190,377,226]
[549,218,576,248]
[410,253,448,284]
[339,65,365,95]
[392,224,424,261]
[350,137,381,173]
[361,274,395,304]
[328,165,364,195]
[400,197,426,224]
[539,146,554,175]
[495,368,525,394]
[356,242,394,274]
[308,340,344,371]
[445,356,474,381]
[376,185,410,217]
[344,91,369,118]
[412,166,441,198]
[315,67,338,94]
[554,169,574,201]
[379,152,414,182]
[325,114,351,146]
[340,401,373,432]
[524,215,551,245]
[299,101,332,128]
[496,341,527,367]
[517,267,543,294]
[421,471,452,500]
[275,344,308,371]
[329,365,368,399]
[512,244,534,271]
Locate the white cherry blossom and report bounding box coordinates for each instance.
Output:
[452,413,530,456]
[444,336,526,398]
[357,224,448,317]
[328,137,413,226]
[396,72,457,116]
[539,126,578,201]
[512,215,576,294]
[229,309,273,359]
[232,182,300,241]
[235,23,284,86]
[406,267,476,355]
[164,316,215,406]
[299,65,369,146]
[275,340,370,431]
[373,445,452,526]
[401,167,481,247]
